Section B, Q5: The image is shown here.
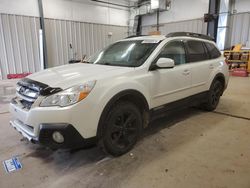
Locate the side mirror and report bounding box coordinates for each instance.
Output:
[156,58,175,69]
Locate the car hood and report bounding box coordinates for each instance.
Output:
[27,63,134,89]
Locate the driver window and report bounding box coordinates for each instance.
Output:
[156,41,186,65]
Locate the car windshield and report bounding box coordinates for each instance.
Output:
[87,40,160,67]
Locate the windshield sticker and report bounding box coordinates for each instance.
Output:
[142,40,160,44]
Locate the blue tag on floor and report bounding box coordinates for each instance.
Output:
[3,157,22,173]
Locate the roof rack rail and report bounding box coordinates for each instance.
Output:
[166,32,214,41]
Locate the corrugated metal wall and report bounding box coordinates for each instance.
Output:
[45,19,128,67]
[0,14,40,80]
[142,12,250,48]
[229,12,250,47]
[0,14,128,79]
[141,18,207,35]
[1,12,249,79]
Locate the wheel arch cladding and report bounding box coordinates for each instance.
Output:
[213,73,226,90]
[97,89,150,138]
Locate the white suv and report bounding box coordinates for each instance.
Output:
[10,32,229,156]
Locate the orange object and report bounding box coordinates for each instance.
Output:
[79,92,89,101]
[233,44,242,52]
[149,31,161,35]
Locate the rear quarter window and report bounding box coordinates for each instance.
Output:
[204,42,221,59]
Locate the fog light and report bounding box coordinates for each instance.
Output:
[52,131,64,143]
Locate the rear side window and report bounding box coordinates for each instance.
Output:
[204,42,221,59]
[186,40,209,62]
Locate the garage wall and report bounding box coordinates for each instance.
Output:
[228,12,250,47]
[0,0,129,26]
[141,18,207,35]
[0,14,40,80]
[141,0,250,47]
[0,13,128,79]
[234,0,250,13]
[42,0,129,26]
[0,0,39,17]
[142,12,250,47]
[0,0,129,79]
[141,0,209,27]
[140,0,208,36]
[45,19,127,67]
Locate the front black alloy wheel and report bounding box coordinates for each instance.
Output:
[99,101,142,156]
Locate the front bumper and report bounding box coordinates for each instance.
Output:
[38,124,96,149]
[9,96,99,138]
[9,99,98,149]
[9,78,101,149]
[10,119,37,142]
[10,120,96,149]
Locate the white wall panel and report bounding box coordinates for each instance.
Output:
[42,0,129,26]
[0,0,129,26]
[229,12,250,47]
[142,0,209,26]
[0,0,39,17]
[234,0,250,13]
[141,18,207,35]
[0,14,127,79]
[45,18,128,68]
[0,14,40,79]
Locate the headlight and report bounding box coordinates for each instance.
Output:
[40,81,96,107]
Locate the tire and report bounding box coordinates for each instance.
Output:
[98,101,142,156]
[202,80,223,111]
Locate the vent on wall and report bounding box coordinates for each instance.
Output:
[129,0,171,36]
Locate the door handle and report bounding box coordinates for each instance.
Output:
[182,69,190,75]
[209,64,214,69]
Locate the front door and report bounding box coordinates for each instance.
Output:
[149,40,192,108]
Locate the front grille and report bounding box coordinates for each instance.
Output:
[15,80,40,109]
[12,78,62,110]
[17,84,39,100]
[20,99,34,109]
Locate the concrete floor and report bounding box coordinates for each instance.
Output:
[0,76,250,188]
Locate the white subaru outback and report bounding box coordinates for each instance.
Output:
[10,32,229,156]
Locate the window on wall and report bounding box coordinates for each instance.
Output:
[156,41,186,65]
[186,40,209,62]
[204,42,221,59]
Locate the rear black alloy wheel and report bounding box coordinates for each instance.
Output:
[204,80,223,111]
[99,102,142,156]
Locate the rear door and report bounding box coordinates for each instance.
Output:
[184,40,214,93]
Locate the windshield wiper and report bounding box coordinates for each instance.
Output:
[103,62,111,65]
[97,62,135,67]
[96,62,113,66]
[82,60,92,63]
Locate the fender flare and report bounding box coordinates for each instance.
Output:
[96,89,149,138]
[210,73,226,90]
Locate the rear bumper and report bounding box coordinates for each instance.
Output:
[10,120,96,149]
